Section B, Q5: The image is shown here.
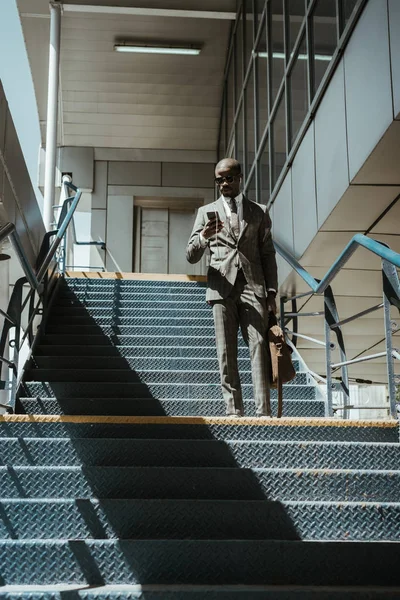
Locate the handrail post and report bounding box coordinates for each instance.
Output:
[43,1,62,231]
[382,259,399,418]
[324,291,334,417]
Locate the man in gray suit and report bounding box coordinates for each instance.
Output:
[186,158,278,417]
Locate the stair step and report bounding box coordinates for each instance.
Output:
[45,325,217,337]
[0,419,395,443]
[53,299,209,310]
[17,398,324,418]
[31,355,300,373]
[50,307,212,319]
[21,382,315,400]
[0,439,397,470]
[57,291,207,302]
[31,356,251,371]
[1,466,399,502]
[47,316,213,328]
[33,345,255,360]
[40,335,221,348]
[24,369,307,386]
[0,498,399,541]
[0,584,399,599]
[62,279,207,290]
[0,539,398,586]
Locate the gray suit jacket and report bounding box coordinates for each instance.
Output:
[186,196,278,302]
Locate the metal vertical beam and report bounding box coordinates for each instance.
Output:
[382,259,399,418]
[43,2,62,232]
[324,291,334,417]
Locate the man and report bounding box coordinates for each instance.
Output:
[186,158,278,417]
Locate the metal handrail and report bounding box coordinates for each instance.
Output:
[0,180,82,412]
[274,234,400,419]
[275,234,400,293]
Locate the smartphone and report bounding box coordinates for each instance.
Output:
[206,211,221,222]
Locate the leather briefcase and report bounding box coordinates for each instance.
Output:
[268,314,296,418]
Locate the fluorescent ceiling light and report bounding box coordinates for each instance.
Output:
[114,44,201,55]
[258,51,332,62]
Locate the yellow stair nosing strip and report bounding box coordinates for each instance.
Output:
[0,415,397,428]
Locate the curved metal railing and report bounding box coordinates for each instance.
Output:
[275,234,400,419]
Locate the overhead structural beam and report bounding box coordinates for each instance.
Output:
[62,4,236,19]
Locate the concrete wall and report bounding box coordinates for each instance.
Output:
[58,148,216,273]
[271,0,399,282]
[0,81,44,268]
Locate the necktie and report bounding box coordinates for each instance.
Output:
[229,198,240,238]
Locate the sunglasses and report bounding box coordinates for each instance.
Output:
[214,175,240,185]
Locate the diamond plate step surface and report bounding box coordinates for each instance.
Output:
[24,369,308,386]
[17,398,324,418]
[21,382,315,400]
[0,539,398,586]
[0,438,398,470]
[33,345,255,359]
[1,585,400,599]
[0,499,399,541]
[0,420,394,442]
[1,465,400,502]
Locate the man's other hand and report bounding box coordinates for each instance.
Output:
[202,218,224,240]
[267,291,277,315]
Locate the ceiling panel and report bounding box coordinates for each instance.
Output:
[320,184,400,232]
[17,1,230,149]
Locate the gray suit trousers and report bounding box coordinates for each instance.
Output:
[212,270,271,416]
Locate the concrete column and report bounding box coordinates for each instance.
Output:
[43,2,62,231]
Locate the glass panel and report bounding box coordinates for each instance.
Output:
[245,67,256,179]
[235,10,244,107]
[312,0,337,96]
[289,35,308,147]
[226,53,235,146]
[256,19,268,142]
[287,0,306,57]
[270,0,285,105]
[236,104,244,171]
[219,89,227,159]
[343,0,358,28]
[271,93,286,187]
[245,0,255,73]
[259,136,270,205]
[245,167,257,202]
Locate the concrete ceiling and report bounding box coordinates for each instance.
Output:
[17,0,236,150]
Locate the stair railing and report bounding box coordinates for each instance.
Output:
[0,179,82,413]
[275,235,400,419]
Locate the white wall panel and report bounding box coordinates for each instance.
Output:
[106,195,133,272]
[315,61,348,228]
[90,209,106,268]
[388,0,400,118]
[92,161,107,209]
[291,124,317,258]
[344,0,393,181]
[95,148,217,164]
[162,163,214,188]
[108,161,161,186]
[271,172,294,254]
[58,147,94,191]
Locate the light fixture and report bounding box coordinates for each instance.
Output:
[258,51,332,62]
[114,43,201,56]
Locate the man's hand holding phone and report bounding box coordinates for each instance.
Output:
[202,211,224,240]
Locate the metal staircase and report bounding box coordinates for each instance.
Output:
[0,276,398,597]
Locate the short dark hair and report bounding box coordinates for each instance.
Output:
[215,158,242,175]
